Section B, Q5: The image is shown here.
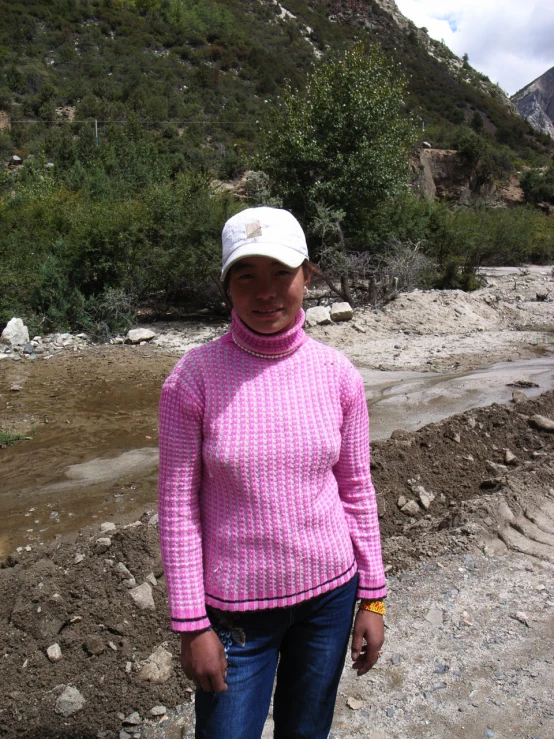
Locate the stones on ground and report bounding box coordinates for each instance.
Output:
[330,302,353,322]
[123,712,142,725]
[10,384,22,392]
[1,318,30,346]
[401,500,421,517]
[146,572,157,587]
[504,450,517,465]
[74,553,85,564]
[305,306,332,327]
[129,582,155,610]
[513,611,530,626]
[346,696,363,710]
[84,635,106,656]
[115,562,136,588]
[148,513,158,526]
[150,705,167,717]
[138,645,173,683]
[418,487,435,511]
[529,414,554,432]
[397,495,407,509]
[95,537,112,554]
[425,608,443,627]
[46,643,62,662]
[100,522,117,533]
[55,686,86,716]
[512,390,528,404]
[126,328,156,344]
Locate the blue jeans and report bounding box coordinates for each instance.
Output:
[195,575,358,739]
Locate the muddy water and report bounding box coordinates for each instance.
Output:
[2,346,554,557]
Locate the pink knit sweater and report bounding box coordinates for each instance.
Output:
[158,309,386,632]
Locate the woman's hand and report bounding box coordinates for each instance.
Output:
[181,630,228,693]
[350,609,384,676]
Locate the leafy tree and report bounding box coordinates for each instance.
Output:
[258,42,416,241]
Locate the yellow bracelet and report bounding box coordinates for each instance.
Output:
[359,599,386,615]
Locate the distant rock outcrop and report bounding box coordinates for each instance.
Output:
[512,66,554,139]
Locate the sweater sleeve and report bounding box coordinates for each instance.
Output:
[158,361,211,632]
[334,367,387,600]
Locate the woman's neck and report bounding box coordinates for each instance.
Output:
[230,309,307,359]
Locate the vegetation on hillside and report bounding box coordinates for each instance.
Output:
[0,0,553,333]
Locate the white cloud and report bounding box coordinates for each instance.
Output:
[395,0,554,95]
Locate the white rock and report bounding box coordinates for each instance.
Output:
[129,582,155,611]
[123,711,142,725]
[138,646,173,683]
[47,643,62,662]
[96,537,112,553]
[530,414,554,432]
[74,553,85,564]
[1,318,30,346]
[148,513,159,526]
[330,302,354,322]
[100,522,117,533]
[346,696,363,710]
[55,686,86,716]
[401,500,421,517]
[425,608,443,627]
[150,705,167,716]
[115,562,133,579]
[397,495,407,509]
[146,572,157,587]
[305,306,332,327]
[126,328,156,344]
[504,450,517,465]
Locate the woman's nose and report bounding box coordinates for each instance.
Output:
[255,277,277,299]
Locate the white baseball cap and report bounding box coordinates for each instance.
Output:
[221,207,308,281]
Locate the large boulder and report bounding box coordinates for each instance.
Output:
[1,318,29,346]
[126,328,156,344]
[330,302,354,322]
[305,306,332,327]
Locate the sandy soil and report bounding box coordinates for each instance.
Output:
[1,266,554,739]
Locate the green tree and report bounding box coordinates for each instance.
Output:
[257,42,416,241]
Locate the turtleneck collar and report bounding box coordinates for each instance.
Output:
[230,308,307,359]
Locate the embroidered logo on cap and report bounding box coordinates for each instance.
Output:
[245,221,262,238]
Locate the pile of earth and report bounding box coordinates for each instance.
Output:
[1,390,553,739]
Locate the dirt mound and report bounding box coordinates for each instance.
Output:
[1,392,553,739]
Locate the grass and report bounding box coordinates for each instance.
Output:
[0,430,34,448]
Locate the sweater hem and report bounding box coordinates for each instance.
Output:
[204,560,357,611]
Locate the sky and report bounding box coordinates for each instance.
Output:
[394,0,554,96]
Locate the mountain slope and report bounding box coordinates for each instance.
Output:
[512,65,554,139]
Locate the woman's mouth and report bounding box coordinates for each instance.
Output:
[253,308,282,315]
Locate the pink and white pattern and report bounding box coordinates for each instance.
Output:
[158,309,386,632]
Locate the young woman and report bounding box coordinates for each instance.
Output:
[158,207,386,739]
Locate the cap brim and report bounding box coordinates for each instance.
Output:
[220,243,305,281]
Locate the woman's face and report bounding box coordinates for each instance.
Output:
[228,256,311,334]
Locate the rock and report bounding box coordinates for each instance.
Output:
[467,416,476,428]
[46,643,62,662]
[84,636,106,656]
[95,537,112,553]
[485,460,507,476]
[425,608,443,627]
[150,705,167,717]
[74,553,85,564]
[529,414,554,432]
[401,500,421,517]
[146,572,157,587]
[346,696,363,710]
[305,306,332,327]
[123,712,142,725]
[100,522,117,533]
[115,562,133,580]
[23,343,34,354]
[418,488,435,510]
[513,611,530,627]
[148,513,159,526]
[126,328,155,344]
[330,302,354,322]
[129,582,155,611]
[10,384,22,392]
[1,318,30,346]
[138,645,173,683]
[504,450,517,465]
[512,390,527,404]
[397,496,407,509]
[55,686,86,716]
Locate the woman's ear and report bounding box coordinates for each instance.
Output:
[303,261,313,287]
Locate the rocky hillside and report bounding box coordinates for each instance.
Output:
[512,65,554,139]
